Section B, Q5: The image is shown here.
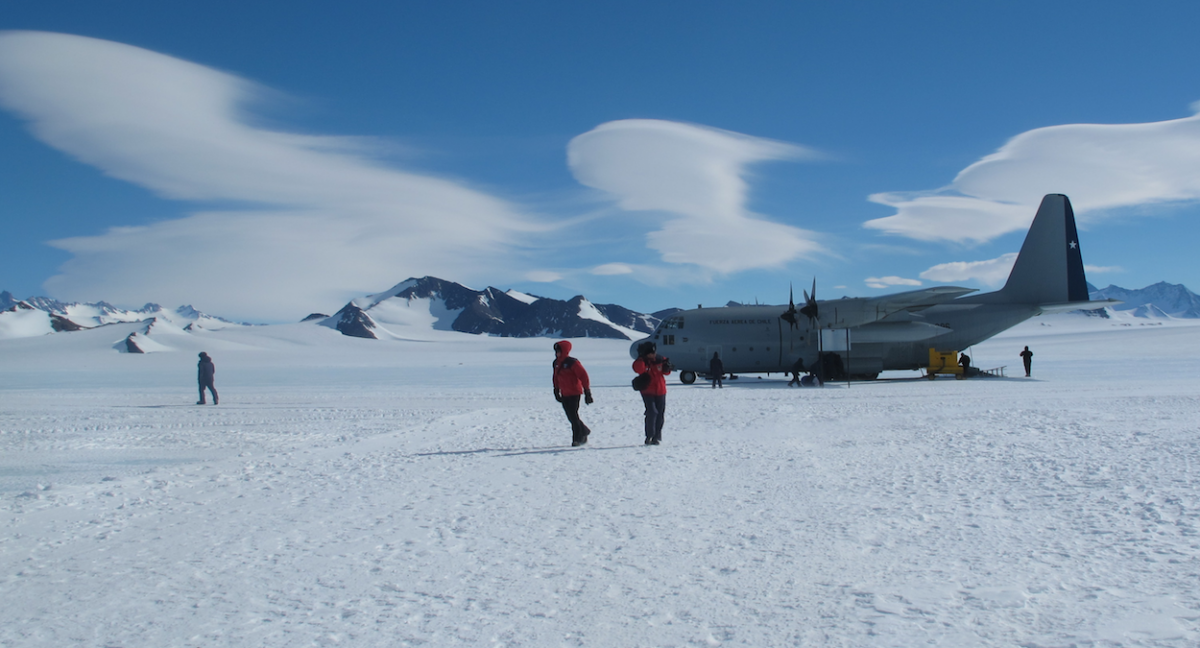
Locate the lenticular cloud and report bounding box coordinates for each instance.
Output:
[567,119,823,273]
[919,253,1019,287]
[865,108,1200,243]
[0,31,539,321]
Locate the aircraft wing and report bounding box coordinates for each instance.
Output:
[865,286,977,313]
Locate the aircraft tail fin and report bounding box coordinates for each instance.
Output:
[998,194,1090,304]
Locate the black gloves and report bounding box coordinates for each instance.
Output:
[584,390,594,405]
[553,388,562,403]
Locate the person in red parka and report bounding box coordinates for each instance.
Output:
[633,341,672,445]
[552,340,593,446]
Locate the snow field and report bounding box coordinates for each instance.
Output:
[2,318,1200,646]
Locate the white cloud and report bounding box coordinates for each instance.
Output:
[919,253,1018,287]
[591,263,633,276]
[864,276,922,289]
[525,271,563,283]
[1084,264,1123,275]
[567,119,823,273]
[865,107,1200,243]
[0,31,542,320]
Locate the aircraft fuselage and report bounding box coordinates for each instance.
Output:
[638,297,1040,380]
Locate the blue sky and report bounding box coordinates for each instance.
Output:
[3,1,1200,322]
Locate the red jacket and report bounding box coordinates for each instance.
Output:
[633,354,671,396]
[552,340,591,397]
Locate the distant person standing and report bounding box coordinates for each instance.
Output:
[552,340,593,447]
[197,352,218,405]
[633,341,672,445]
[958,352,971,379]
[709,352,724,389]
[1020,346,1034,377]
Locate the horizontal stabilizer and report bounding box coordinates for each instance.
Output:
[1037,298,1122,314]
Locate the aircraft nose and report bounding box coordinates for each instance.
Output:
[630,339,648,359]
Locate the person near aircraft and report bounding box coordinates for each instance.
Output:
[633,341,672,445]
[552,340,593,447]
[958,352,971,379]
[788,358,806,387]
[197,352,218,405]
[709,352,724,389]
[1020,346,1034,377]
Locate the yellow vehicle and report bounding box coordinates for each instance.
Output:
[925,349,962,379]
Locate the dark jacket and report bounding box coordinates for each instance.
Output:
[552,340,591,397]
[709,355,724,376]
[198,354,215,383]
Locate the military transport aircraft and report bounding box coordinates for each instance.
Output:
[630,194,1118,383]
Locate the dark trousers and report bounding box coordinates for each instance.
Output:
[641,393,666,442]
[1023,360,1032,376]
[199,380,218,404]
[561,395,590,443]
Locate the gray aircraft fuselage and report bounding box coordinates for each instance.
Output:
[635,298,1039,380]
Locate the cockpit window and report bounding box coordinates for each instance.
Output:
[662,316,684,330]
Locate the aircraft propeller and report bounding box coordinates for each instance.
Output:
[799,278,819,325]
[780,284,800,329]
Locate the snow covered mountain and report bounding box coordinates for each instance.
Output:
[0,278,664,344]
[1088,281,1200,318]
[0,293,252,341]
[0,300,86,338]
[321,276,662,341]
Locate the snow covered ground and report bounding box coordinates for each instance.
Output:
[2,314,1199,646]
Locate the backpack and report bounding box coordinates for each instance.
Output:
[632,372,651,391]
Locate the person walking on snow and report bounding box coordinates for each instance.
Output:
[552,340,593,446]
[709,352,724,389]
[1020,346,1034,377]
[197,352,218,405]
[633,341,672,445]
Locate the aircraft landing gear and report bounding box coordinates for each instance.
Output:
[679,370,697,384]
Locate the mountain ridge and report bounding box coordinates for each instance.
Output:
[322,276,661,341]
[1087,281,1200,318]
[4,279,1198,343]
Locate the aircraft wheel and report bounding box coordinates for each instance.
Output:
[679,370,697,385]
